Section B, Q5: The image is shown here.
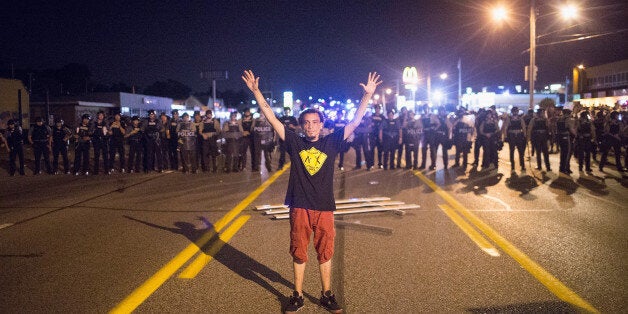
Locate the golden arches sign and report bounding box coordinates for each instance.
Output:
[402,66,419,85]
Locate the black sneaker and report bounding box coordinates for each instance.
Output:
[320,290,342,313]
[285,291,304,313]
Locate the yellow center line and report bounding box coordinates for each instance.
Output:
[438,204,500,257]
[413,171,599,313]
[110,164,290,314]
[179,215,251,278]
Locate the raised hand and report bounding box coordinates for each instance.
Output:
[241,70,260,92]
[359,72,383,95]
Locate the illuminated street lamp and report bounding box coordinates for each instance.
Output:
[491,2,579,110]
[439,72,448,80]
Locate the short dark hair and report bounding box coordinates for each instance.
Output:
[298,108,325,125]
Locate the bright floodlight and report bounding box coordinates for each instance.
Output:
[374,94,380,100]
[577,64,585,69]
[433,90,443,101]
[439,73,448,80]
[491,6,508,21]
[560,4,578,20]
[385,88,392,95]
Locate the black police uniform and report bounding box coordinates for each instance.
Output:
[90,119,110,174]
[201,117,220,172]
[252,117,275,172]
[177,120,197,173]
[506,115,526,171]
[168,117,179,170]
[530,117,551,171]
[74,122,91,174]
[403,118,422,169]
[223,120,243,172]
[433,115,450,170]
[576,117,594,172]
[142,117,163,172]
[600,119,624,172]
[159,119,170,171]
[592,115,606,160]
[52,123,72,174]
[278,114,298,169]
[353,116,373,169]
[239,115,254,170]
[419,114,436,169]
[5,124,25,175]
[370,112,385,168]
[30,123,53,174]
[556,115,574,173]
[126,122,144,173]
[472,111,487,166]
[453,119,473,169]
[333,118,349,169]
[381,117,400,169]
[109,120,126,172]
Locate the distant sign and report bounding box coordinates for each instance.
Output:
[402,66,419,85]
[200,70,229,80]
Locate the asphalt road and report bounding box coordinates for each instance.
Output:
[0,148,626,313]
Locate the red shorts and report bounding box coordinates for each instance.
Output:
[289,207,335,264]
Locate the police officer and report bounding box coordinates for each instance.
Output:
[142,110,163,173]
[556,108,577,175]
[333,110,350,170]
[167,110,180,171]
[452,110,474,171]
[419,104,440,170]
[432,107,452,170]
[176,113,197,173]
[370,105,385,168]
[527,108,552,172]
[239,107,254,171]
[278,107,298,169]
[353,113,373,170]
[90,111,110,174]
[201,109,221,172]
[403,110,422,170]
[251,112,275,172]
[74,114,92,175]
[159,113,171,170]
[480,110,500,170]
[125,116,143,173]
[28,117,53,174]
[502,107,527,172]
[575,111,595,172]
[193,111,204,171]
[222,111,244,173]
[380,109,402,170]
[592,111,606,161]
[396,106,409,168]
[599,111,625,172]
[108,113,126,173]
[51,117,72,174]
[471,108,488,167]
[4,119,25,176]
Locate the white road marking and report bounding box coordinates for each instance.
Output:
[480,194,513,211]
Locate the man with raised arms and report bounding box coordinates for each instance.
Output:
[243,70,381,313]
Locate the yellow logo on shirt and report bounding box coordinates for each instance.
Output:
[299,147,327,176]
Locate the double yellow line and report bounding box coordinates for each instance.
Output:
[413,171,599,313]
[110,165,289,313]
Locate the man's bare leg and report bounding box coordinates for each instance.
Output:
[319,259,332,292]
[293,261,306,295]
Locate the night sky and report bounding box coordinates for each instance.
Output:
[2,0,627,101]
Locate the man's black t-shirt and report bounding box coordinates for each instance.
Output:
[284,127,346,211]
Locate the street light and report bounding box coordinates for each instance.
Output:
[491,2,579,110]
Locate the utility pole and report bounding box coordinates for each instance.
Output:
[529,0,536,110]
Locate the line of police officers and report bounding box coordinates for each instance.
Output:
[1,108,278,176]
[330,104,627,175]
[2,105,626,176]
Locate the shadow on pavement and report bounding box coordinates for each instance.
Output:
[549,176,578,195]
[504,172,539,197]
[456,168,504,195]
[123,215,318,310]
[576,175,609,196]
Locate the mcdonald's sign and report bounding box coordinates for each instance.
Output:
[402,66,419,85]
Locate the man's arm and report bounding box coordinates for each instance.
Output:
[242,70,286,140]
[345,72,382,140]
